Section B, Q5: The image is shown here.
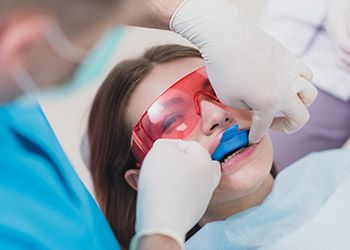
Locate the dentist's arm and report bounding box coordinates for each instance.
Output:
[124,0,317,143]
[130,139,221,250]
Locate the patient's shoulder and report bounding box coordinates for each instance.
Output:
[276,149,350,194]
[284,149,350,174]
[300,149,350,164]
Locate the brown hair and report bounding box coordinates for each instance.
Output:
[88,44,201,249]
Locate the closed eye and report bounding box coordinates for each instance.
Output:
[163,114,185,132]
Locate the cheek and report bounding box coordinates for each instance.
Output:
[186,123,214,151]
[211,136,273,202]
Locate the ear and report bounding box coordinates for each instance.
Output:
[124,169,140,191]
[0,14,52,74]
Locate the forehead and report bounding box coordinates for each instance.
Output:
[127,57,205,127]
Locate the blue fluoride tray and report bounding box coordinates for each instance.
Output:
[212,124,249,161]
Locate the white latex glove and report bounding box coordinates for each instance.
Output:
[170,0,317,143]
[326,0,350,72]
[130,139,221,250]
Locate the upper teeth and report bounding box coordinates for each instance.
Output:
[222,147,246,164]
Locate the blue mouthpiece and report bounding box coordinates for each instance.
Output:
[212,124,249,161]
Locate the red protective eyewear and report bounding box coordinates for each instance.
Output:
[131,66,221,165]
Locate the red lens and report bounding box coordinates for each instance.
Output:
[131,67,218,164]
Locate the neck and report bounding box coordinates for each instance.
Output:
[199,174,274,226]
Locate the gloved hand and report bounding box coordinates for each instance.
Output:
[325,0,350,72]
[130,139,221,250]
[170,0,317,143]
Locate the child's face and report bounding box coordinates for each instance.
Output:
[126,57,273,212]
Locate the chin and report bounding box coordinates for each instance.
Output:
[213,168,271,203]
[212,136,273,202]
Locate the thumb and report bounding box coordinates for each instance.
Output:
[298,60,313,81]
[210,161,221,187]
[249,110,274,144]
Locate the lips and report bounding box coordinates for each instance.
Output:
[220,142,259,173]
[219,146,247,165]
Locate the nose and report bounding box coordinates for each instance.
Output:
[200,100,232,135]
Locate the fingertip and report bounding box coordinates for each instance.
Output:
[174,139,192,152]
[289,96,310,132]
[180,140,212,159]
[250,111,274,144]
[295,77,318,107]
[284,127,294,135]
[248,121,265,144]
[212,160,221,169]
[211,162,221,185]
[248,130,262,144]
[299,61,313,80]
[153,138,170,146]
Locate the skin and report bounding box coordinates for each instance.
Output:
[0,9,118,102]
[0,0,182,103]
[126,57,275,230]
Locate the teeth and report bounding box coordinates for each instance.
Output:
[222,147,246,164]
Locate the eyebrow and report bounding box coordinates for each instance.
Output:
[162,97,188,107]
[159,77,211,107]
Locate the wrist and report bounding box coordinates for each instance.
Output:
[137,235,182,250]
[144,0,184,29]
[131,232,184,250]
[117,0,183,29]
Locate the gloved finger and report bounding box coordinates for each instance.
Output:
[335,48,350,72]
[336,35,350,55]
[227,98,251,110]
[152,138,178,150]
[293,76,318,107]
[210,161,222,187]
[298,60,313,81]
[338,48,350,63]
[336,57,350,72]
[270,97,310,134]
[175,140,221,185]
[173,139,194,152]
[151,139,190,157]
[249,109,274,144]
[336,48,350,71]
[154,139,208,158]
[175,140,211,157]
